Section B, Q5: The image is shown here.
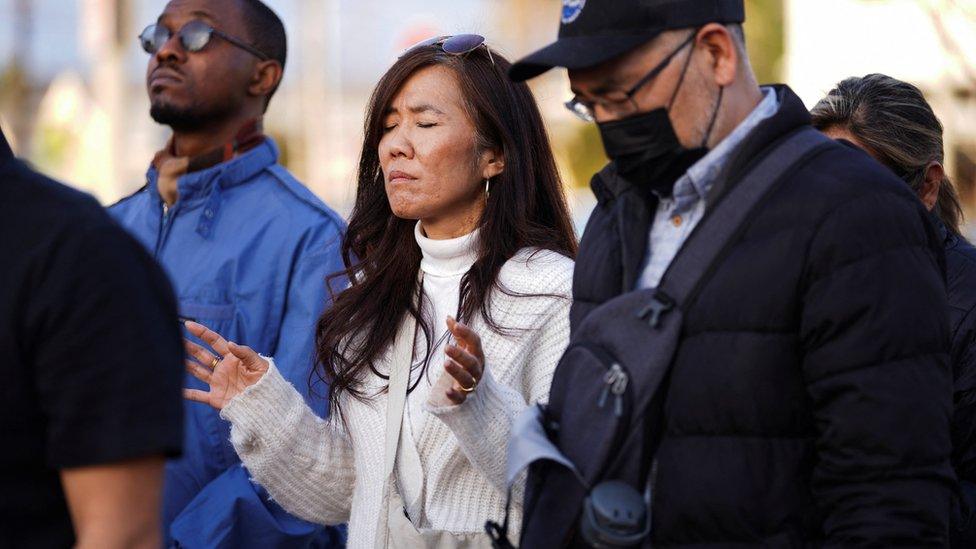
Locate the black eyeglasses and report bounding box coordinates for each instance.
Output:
[565,30,697,122]
[139,20,270,61]
[399,34,494,65]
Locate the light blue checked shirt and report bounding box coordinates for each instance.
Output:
[635,87,779,289]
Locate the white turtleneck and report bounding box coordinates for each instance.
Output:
[398,221,480,524]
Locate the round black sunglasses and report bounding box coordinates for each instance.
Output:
[139,20,270,61]
[399,34,494,64]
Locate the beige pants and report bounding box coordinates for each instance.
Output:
[385,490,495,549]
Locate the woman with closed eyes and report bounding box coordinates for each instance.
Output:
[181,35,577,547]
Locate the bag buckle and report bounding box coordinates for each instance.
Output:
[638,291,674,329]
[486,484,517,549]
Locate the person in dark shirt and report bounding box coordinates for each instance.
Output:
[0,125,184,548]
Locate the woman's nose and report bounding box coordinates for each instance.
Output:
[386,128,414,159]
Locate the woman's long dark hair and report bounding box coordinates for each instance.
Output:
[315,41,577,416]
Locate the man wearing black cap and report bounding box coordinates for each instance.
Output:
[512,0,954,545]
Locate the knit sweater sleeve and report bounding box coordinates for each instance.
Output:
[219,358,356,525]
[426,289,571,502]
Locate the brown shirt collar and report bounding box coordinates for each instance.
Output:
[152,119,266,204]
[152,118,266,176]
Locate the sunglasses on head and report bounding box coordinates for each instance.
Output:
[139,20,270,61]
[399,34,494,64]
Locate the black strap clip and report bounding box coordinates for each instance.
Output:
[486,520,516,549]
[486,485,517,549]
[638,290,675,329]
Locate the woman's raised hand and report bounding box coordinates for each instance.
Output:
[430,316,485,406]
[182,321,269,410]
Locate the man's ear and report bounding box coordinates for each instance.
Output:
[696,23,737,87]
[481,148,505,180]
[919,161,944,211]
[248,60,283,100]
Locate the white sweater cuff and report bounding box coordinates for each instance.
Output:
[220,358,304,458]
[425,368,522,488]
[217,358,356,526]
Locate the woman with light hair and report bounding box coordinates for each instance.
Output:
[812,73,976,545]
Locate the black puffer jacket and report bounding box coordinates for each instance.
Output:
[571,86,955,547]
[942,224,976,546]
[944,227,976,484]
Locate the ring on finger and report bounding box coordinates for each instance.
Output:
[209,356,220,369]
[459,376,479,393]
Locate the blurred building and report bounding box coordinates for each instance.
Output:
[1,0,973,233]
[0,0,596,219]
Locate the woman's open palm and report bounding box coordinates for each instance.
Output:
[183,321,269,410]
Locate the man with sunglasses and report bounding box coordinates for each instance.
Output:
[109,1,345,547]
[510,0,954,545]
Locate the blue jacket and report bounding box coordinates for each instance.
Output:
[109,139,346,548]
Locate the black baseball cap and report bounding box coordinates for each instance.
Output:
[509,0,745,82]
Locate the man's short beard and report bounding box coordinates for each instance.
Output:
[150,99,235,133]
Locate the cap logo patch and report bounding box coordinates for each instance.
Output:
[561,0,586,24]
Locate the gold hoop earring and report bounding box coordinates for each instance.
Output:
[485,178,491,203]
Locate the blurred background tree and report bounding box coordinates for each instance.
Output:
[0,0,33,149]
[745,0,785,85]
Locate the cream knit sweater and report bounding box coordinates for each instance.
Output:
[220,244,573,548]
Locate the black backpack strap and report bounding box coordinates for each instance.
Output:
[659,126,830,308]
[623,126,833,458]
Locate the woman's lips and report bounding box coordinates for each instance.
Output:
[388,170,418,184]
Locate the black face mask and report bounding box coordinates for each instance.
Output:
[597,80,724,197]
[597,106,708,196]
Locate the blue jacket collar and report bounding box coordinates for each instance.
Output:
[146,137,279,204]
[933,212,955,249]
[145,137,279,239]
